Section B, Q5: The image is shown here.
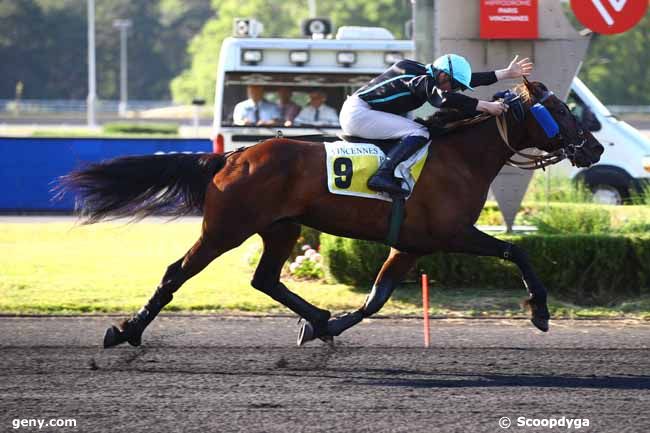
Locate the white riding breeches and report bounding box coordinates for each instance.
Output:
[339,94,430,140]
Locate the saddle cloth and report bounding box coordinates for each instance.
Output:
[324,140,429,202]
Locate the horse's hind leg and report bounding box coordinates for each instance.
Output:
[251,221,331,342]
[103,231,237,348]
[298,248,419,345]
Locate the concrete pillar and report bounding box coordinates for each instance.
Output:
[413,0,439,63]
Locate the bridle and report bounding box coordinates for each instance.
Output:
[495,86,588,170]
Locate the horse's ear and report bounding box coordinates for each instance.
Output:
[523,77,542,99]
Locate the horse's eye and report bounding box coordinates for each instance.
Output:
[558,108,567,116]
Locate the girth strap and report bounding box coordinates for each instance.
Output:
[386,196,405,247]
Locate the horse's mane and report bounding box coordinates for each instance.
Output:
[513,81,540,105]
[416,81,542,137]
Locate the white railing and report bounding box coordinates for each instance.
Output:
[0,99,178,114]
[2,99,650,116]
[607,105,650,114]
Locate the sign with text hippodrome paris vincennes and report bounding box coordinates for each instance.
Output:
[480,0,539,39]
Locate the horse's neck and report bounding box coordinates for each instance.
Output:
[446,119,517,183]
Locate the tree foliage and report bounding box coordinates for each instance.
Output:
[171,2,650,105]
[0,0,211,100]
[170,0,411,103]
[2,1,649,105]
[577,11,650,105]
[0,0,85,98]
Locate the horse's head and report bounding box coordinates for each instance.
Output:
[510,79,604,168]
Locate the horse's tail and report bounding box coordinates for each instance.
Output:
[57,152,226,224]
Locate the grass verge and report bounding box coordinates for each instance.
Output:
[1,220,649,319]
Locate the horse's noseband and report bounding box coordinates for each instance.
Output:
[496,88,588,169]
[535,91,588,165]
[562,129,587,164]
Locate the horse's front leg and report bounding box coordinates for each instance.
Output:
[446,226,550,332]
[299,249,419,345]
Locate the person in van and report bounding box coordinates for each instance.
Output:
[339,54,533,196]
[276,87,301,127]
[294,90,340,127]
[568,92,601,132]
[233,85,281,126]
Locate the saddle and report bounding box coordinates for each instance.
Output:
[337,135,398,154]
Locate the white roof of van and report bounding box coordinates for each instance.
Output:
[218,37,414,74]
[222,36,413,50]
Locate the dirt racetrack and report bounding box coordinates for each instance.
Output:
[1,316,649,432]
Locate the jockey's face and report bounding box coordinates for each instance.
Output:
[437,72,454,92]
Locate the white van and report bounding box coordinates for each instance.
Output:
[211,21,411,152]
[565,77,650,204]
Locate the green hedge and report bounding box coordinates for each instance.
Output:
[320,233,650,305]
[522,204,611,234]
[290,226,322,260]
[102,122,179,135]
[477,201,650,233]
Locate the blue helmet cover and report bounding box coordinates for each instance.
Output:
[530,103,560,138]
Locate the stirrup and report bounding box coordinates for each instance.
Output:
[367,173,409,196]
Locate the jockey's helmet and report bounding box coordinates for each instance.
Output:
[432,54,474,91]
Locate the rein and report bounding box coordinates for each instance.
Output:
[495,88,585,171]
[495,114,567,170]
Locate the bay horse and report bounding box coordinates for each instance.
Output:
[59,79,603,348]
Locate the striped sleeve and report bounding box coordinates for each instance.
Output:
[405,75,438,106]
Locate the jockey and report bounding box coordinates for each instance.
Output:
[339,54,533,196]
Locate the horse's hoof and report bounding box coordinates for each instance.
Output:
[126,332,142,347]
[319,334,334,345]
[297,321,315,346]
[103,325,128,348]
[531,316,549,332]
[523,297,550,333]
[297,321,332,346]
[103,324,142,348]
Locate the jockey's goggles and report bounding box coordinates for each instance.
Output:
[446,54,469,92]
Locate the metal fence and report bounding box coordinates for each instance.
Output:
[0,99,179,114]
[607,106,650,114]
[3,99,650,115]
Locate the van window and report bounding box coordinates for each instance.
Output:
[221,72,374,128]
[567,90,601,132]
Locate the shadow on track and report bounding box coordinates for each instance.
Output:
[356,373,650,390]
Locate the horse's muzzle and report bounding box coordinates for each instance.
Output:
[572,135,604,168]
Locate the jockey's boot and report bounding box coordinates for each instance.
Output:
[367,135,429,196]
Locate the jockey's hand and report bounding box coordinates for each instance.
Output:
[477,100,508,116]
[496,55,534,80]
